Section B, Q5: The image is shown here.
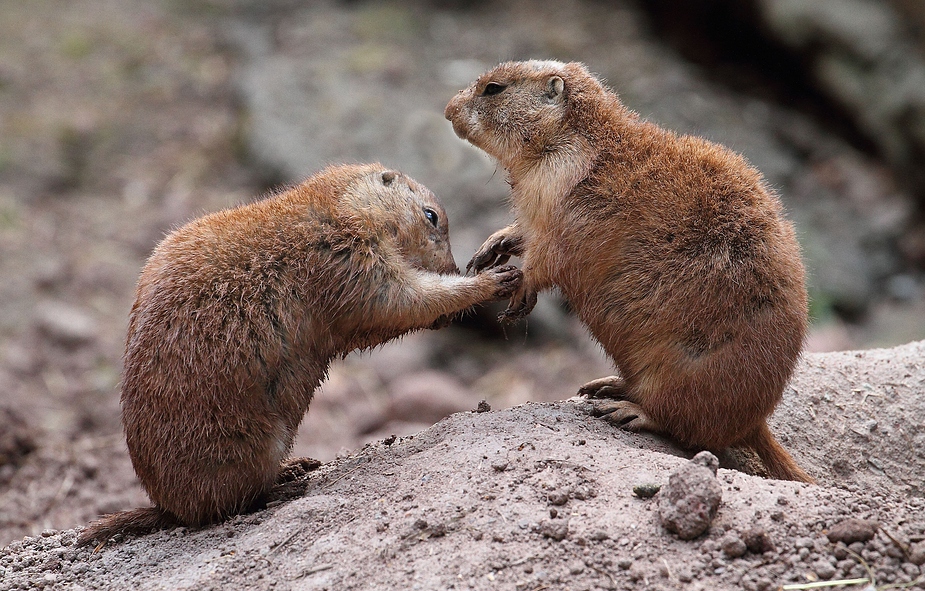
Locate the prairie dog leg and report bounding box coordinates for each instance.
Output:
[577,375,627,399]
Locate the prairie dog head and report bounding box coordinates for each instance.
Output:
[345,166,458,275]
[445,60,602,169]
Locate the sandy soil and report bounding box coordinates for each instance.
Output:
[1,341,924,591]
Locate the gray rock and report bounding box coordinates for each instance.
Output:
[34,301,97,347]
[756,0,925,196]
[658,451,723,540]
[386,371,473,425]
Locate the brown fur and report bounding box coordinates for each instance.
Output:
[445,60,813,483]
[78,163,522,546]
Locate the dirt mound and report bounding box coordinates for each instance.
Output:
[2,342,924,591]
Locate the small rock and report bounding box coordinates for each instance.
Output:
[743,527,775,554]
[833,542,848,559]
[812,559,837,580]
[691,450,720,474]
[632,483,661,499]
[547,491,569,506]
[658,452,722,540]
[539,520,569,541]
[475,400,491,413]
[719,532,747,558]
[700,540,717,554]
[795,536,815,549]
[909,541,925,566]
[490,459,509,472]
[826,518,878,544]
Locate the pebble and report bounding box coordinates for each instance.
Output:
[908,541,925,566]
[742,527,775,554]
[812,559,837,580]
[588,529,609,541]
[547,491,569,506]
[657,451,722,540]
[632,483,661,499]
[490,459,509,472]
[538,519,569,541]
[795,536,815,549]
[719,532,747,558]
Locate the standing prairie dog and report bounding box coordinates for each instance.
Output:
[445,60,813,483]
[78,163,522,546]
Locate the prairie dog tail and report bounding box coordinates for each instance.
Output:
[76,507,176,547]
[743,422,814,483]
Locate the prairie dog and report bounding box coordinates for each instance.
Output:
[445,60,812,482]
[78,163,522,545]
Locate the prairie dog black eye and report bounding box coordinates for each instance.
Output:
[423,207,439,227]
[481,82,507,96]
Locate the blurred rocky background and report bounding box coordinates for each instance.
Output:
[0,0,923,543]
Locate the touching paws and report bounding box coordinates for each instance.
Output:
[484,265,523,298]
[467,229,524,274]
[499,285,537,323]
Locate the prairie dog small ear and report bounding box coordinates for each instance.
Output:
[381,171,397,185]
[545,75,564,101]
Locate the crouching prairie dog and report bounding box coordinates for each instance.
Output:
[445,60,813,483]
[78,163,522,546]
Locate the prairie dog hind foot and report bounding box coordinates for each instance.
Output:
[590,399,661,434]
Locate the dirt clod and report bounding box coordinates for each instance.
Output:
[812,558,837,580]
[547,491,569,506]
[658,451,722,540]
[539,519,569,541]
[826,518,879,544]
[742,527,776,554]
[720,532,748,558]
[908,541,925,566]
